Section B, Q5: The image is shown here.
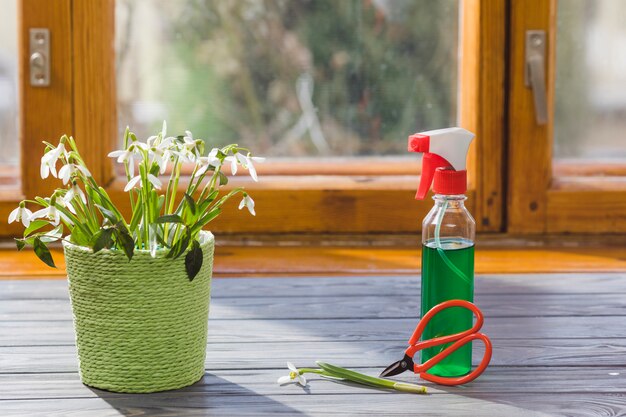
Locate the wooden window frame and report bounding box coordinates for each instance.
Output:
[7,0,506,236]
[508,0,626,234]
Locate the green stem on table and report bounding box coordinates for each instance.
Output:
[294,362,428,394]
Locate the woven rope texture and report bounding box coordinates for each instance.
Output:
[63,231,214,393]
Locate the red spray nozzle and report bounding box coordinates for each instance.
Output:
[407,128,474,200]
[415,153,454,199]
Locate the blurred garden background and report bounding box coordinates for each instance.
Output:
[115,0,459,157]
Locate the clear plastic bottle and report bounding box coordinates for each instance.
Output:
[421,193,476,377]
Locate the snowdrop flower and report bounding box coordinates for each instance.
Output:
[63,182,87,205]
[226,152,265,181]
[225,153,239,175]
[58,163,91,185]
[147,120,168,146]
[124,174,162,192]
[240,152,265,182]
[175,131,203,162]
[194,148,222,178]
[30,204,71,226]
[40,143,66,179]
[277,362,307,387]
[238,194,255,216]
[108,142,146,177]
[8,203,33,227]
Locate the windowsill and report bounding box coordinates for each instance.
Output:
[3,234,626,279]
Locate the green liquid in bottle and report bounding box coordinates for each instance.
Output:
[420,239,474,377]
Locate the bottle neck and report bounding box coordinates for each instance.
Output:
[432,194,467,209]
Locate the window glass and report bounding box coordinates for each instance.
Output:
[0,0,19,167]
[115,0,459,157]
[554,0,626,161]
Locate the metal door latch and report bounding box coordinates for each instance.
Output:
[29,28,50,87]
[525,30,547,125]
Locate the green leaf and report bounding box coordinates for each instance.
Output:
[91,228,114,253]
[70,226,90,247]
[184,193,196,215]
[185,240,203,281]
[113,227,135,261]
[167,229,191,259]
[157,195,165,212]
[129,193,143,232]
[40,224,63,243]
[24,220,50,237]
[218,171,228,186]
[155,230,168,248]
[95,204,118,224]
[149,164,160,177]
[198,190,219,214]
[156,214,184,224]
[191,208,221,234]
[316,362,396,389]
[86,186,102,205]
[15,238,25,251]
[33,237,56,268]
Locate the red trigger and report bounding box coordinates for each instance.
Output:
[416,153,452,200]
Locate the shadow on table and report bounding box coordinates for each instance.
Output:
[87,373,305,416]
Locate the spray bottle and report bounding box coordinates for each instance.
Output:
[408,127,475,377]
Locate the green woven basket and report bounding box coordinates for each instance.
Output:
[63,231,214,393]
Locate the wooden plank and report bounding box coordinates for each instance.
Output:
[2,292,626,321]
[0,316,624,346]
[547,188,626,233]
[1,366,625,401]
[1,338,625,373]
[461,0,506,232]
[0,393,623,417]
[1,273,626,299]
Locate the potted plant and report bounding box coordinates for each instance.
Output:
[9,123,262,393]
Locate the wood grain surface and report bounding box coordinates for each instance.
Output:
[4,245,626,279]
[0,274,625,416]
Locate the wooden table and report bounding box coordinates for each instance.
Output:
[1,274,625,416]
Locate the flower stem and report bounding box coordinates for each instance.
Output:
[294,362,428,394]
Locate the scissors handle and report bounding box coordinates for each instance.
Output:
[404,299,493,386]
[407,299,484,351]
[416,332,492,386]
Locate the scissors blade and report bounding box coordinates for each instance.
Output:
[379,354,414,378]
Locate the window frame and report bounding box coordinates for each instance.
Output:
[6,0,506,236]
[507,0,626,234]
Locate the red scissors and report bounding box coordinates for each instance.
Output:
[380,299,492,386]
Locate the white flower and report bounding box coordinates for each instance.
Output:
[225,154,239,175]
[30,205,72,226]
[241,153,265,182]
[226,152,265,181]
[40,143,66,179]
[63,182,87,205]
[124,174,162,192]
[58,163,91,185]
[178,131,203,161]
[277,362,307,387]
[8,205,33,227]
[238,194,255,216]
[108,143,145,177]
[194,148,222,177]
